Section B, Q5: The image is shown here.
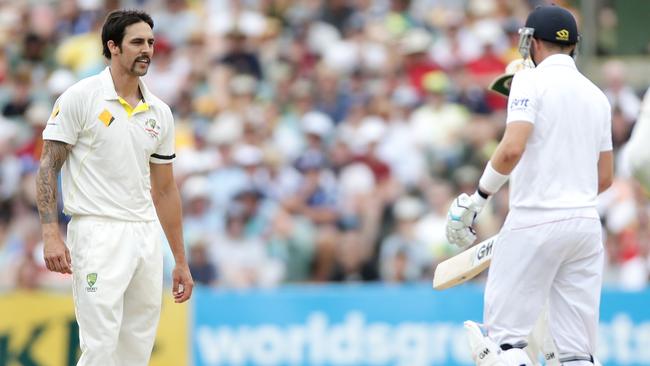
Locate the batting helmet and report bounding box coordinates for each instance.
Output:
[524,5,579,45]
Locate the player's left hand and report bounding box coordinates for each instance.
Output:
[172,263,194,303]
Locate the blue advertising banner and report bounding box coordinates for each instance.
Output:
[191,284,650,366]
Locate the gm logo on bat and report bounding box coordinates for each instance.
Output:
[474,239,495,264]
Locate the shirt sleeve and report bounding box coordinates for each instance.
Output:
[506,70,537,125]
[42,89,84,145]
[150,107,176,164]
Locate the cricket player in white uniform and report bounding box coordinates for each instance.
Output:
[445,5,613,366]
[36,10,193,366]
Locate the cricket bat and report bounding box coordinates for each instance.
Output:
[488,58,534,97]
[432,234,498,290]
[488,73,515,97]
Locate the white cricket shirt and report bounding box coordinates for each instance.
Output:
[43,67,176,221]
[506,54,612,210]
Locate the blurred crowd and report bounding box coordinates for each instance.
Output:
[0,0,648,292]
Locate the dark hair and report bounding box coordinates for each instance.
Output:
[101,10,154,59]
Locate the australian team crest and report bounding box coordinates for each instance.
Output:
[86,273,98,292]
[144,118,161,138]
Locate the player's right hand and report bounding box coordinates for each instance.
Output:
[445,193,485,247]
[43,234,72,274]
[446,224,477,248]
[172,263,194,303]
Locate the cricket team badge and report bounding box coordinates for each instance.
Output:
[144,118,161,138]
[86,273,98,292]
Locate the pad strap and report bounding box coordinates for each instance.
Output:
[560,354,594,364]
[500,342,527,351]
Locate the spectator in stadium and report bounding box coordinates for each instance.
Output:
[283,150,338,225]
[210,203,283,288]
[379,195,430,282]
[15,255,42,290]
[181,174,220,244]
[602,59,641,124]
[188,240,218,287]
[219,29,263,80]
[267,207,316,283]
[409,70,470,177]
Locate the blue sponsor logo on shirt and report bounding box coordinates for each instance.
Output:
[510,98,530,111]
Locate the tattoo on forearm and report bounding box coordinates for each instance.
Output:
[36,141,71,224]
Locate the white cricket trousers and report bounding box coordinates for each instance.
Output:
[67,216,163,366]
[484,209,604,359]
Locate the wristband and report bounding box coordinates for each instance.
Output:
[476,188,490,199]
[471,191,488,207]
[478,161,509,195]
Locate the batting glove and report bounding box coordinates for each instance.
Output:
[446,225,477,248]
[446,192,487,247]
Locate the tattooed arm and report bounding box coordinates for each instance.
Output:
[36,140,73,274]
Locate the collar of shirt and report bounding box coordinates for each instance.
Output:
[535,54,577,70]
[99,67,160,109]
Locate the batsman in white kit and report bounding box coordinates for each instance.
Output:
[36,10,194,366]
[445,5,613,366]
